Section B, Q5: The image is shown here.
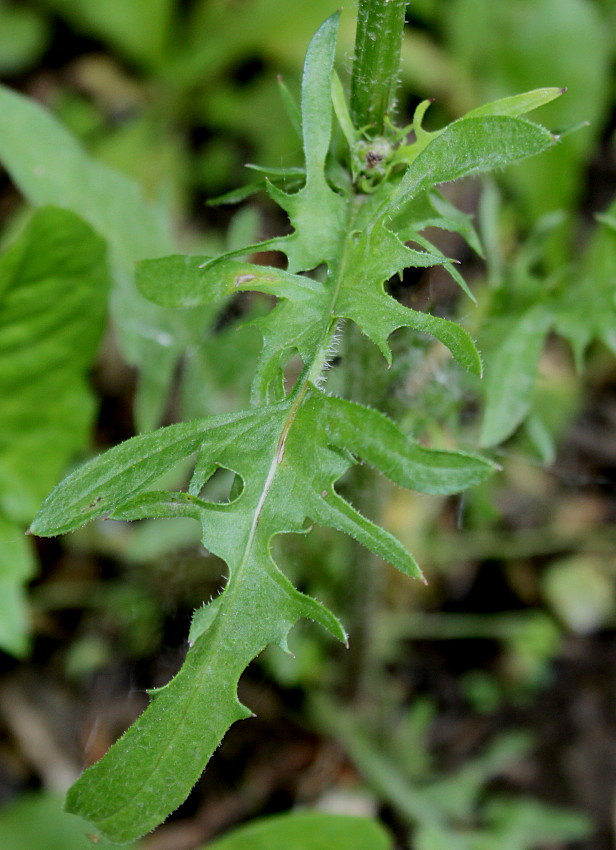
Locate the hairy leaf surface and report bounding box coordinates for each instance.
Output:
[382,116,557,222]
[24,8,562,841]
[33,384,494,840]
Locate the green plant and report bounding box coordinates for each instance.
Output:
[477,189,616,454]
[312,696,590,850]
[0,207,109,655]
[10,0,568,843]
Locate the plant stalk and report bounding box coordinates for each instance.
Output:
[341,324,389,703]
[350,0,408,136]
[343,0,409,701]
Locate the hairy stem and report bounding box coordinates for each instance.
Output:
[341,324,388,702]
[350,0,408,136]
[345,0,408,697]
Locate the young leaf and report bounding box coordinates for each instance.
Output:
[265,14,347,272]
[480,305,553,447]
[463,87,565,119]
[333,218,483,374]
[382,116,558,222]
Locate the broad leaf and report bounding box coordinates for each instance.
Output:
[0,82,205,430]
[0,207,109,523]
[0,206,109,655]
[202,812,393,850]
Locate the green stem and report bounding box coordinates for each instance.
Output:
[341,323,389,702]
[350,0,408,136]
[344,0,409,696]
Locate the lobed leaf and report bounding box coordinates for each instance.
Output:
[333,220,482,374]
[137,254,330,403]
[32,376,496,840]
[265,14,347,272]
[137,255,325,309]
[320,396,495,494]
[24,10,562,841]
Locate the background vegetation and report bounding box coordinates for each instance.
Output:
[0,1,615,848]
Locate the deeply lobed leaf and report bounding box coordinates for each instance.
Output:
[24,10,563,842]
[32,382,494,840]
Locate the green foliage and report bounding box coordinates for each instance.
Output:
[478,192,616,450]
[202,811,393,850]
[0,793,141,850]
[0,2,48,75]
[39,0,174,68]
[443,0,611,222]
[314,696,590,850]
[0,207,109,655]
[0,81,227,432]
[6,5,571,846]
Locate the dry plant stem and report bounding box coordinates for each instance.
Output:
[350,0,408,135]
